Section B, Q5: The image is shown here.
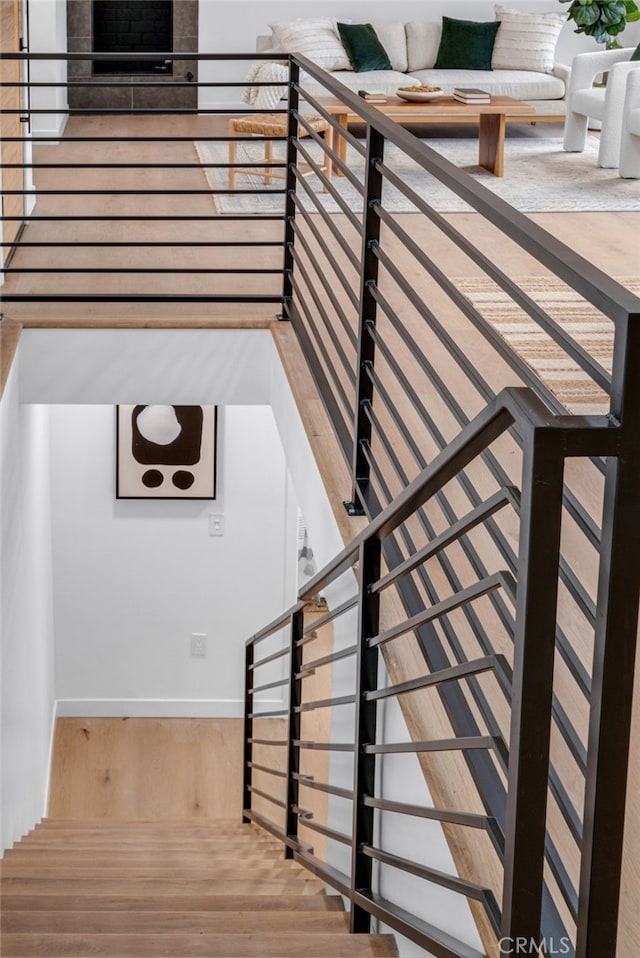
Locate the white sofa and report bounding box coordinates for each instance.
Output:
[257,20,569,119]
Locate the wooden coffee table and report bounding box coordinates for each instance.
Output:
[316,95,536,177]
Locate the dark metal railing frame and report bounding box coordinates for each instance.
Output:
[2,48,640,958]
[243,386,621,958]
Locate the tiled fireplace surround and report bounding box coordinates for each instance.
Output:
[66,0,198,109]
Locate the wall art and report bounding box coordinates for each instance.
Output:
[116,405,217,499]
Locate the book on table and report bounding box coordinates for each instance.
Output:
[358,89,388,103]
[453,87,491,98]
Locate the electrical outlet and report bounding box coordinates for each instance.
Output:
[190,633,207,657]
[209,513,225,536]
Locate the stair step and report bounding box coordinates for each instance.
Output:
[0,894,345,913]
[1,910,349,934]
[0,932,398,957]
[1,877,326,896]
[4,850,284,863]
[39,818,255,826]
[1,863,309,879]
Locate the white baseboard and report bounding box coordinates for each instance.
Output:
[55,698,273,718]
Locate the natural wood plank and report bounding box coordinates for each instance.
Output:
[0,910,349,934]
[0,931,397,957]
[0,877,327,896]
[47,718,244,820]
[0,893,345,913]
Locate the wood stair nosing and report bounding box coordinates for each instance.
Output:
[0,931,398,957]
[0,910,350,934]
[0,893,346,912]
[0,877,328,895]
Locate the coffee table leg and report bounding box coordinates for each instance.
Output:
[478,112,506,176]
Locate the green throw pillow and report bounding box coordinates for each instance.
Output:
[337,22,392,72]
[434,16,501,71]
[631,42,640,61]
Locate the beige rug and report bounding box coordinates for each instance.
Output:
[456,275,640,412]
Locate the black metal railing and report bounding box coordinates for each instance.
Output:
[2,48,640,958]
[243,386,620,958]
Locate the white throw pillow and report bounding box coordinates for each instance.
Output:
[492,6,565,74]
[269,18,351,71]
[370,22,408,73]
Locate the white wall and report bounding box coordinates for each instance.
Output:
[0,360,56,852]
[50,403,294,717]
[19,329,273,405]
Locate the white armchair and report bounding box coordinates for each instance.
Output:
[620,68,640,178]
[563,47,640,168]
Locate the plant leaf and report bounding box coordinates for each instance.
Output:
[573,2,602,24]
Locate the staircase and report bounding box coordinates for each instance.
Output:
[0,819,397,957]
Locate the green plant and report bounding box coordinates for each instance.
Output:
[560,0,640,46]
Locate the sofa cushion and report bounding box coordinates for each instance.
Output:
[268,17,351,71]
[371,22,409,73]
[435,17,500,71]
[492,6,565,75]
[405,22,442,72]
[299,69,419,99]
[337,23,393,72]
[410,68,565,100]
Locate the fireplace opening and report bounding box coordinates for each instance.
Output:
[92,0,173,75]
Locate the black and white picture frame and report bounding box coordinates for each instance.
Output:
[116,405,217,499]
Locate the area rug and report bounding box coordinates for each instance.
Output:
[195,132,640,215]
[456,275,640,412]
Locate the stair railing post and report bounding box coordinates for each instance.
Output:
[345,127,385,517]
[576,310,640,958]
[350,535,382,932]
[284,608,304,858]
[281,56,300,319]
[501,425,565,952]
[242,641,254,823]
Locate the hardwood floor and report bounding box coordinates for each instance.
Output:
[48,718,244,820]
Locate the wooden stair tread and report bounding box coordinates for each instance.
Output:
[1,877,326,895]
[1,911,349,933]
[1,864,310,879]
[0,893,345,912]
[0,932,398,957]
[3,845,285,868]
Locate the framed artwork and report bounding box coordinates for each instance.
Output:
[116,405,217,499]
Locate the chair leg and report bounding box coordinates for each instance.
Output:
[620,127,640,178]
[228,119,237,191]
[563,110,590,153]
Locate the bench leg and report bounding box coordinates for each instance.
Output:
[228,119,237,190]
